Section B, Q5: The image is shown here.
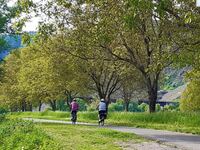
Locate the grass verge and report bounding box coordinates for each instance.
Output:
[37,123,144,150]
[0,118,61,150]
[10,111,200,134]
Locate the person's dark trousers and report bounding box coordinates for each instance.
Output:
[71,111,77,122]
[99,110,107,120]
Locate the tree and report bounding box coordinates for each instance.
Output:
[65,0,198,113]
[180,80,200,111]
[18,35,91,111]
[20,0,200,112]
[0,0,18,51]
[0,50,24,111]
[119,66,146,111]
[179,43,200,111]
[82,59,121,104]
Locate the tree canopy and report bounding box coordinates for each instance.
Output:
[1,0,200,112]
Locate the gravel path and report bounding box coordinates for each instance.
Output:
[23,118,200,150]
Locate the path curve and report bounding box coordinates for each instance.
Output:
[23,118,200,150]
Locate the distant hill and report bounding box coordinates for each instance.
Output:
[0,35,22,60]
[161,67,189,90]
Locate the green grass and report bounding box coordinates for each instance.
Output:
[38,123,144,150]
[10,111,200,134]
[0,117,144,150]
[107,112,200,134]
[0,119,61,150]
[9,111,98,123]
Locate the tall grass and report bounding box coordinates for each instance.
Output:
[11,111,200,134]
[108,112,200,127]
[0,119,61,149]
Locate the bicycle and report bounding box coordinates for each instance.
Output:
[98,112,106,126]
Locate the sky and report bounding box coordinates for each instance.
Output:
[197,0,200,7]
[8,0,40,32]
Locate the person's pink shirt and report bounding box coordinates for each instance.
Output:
[70,102,79,111]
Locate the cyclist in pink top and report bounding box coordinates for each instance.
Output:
[70,98,79,124]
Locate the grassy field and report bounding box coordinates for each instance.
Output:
[10,111,200,134]
[38,123,144,150]
[0,118,61,150]
[0,117,144,150]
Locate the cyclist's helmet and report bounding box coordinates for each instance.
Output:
[101,98,105,101]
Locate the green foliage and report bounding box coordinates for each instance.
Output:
[156,104,161,112]
[116,99,124,105]
[0,106,8,114]
[181,80,200,112]
[163,104,179,112]
[87,99,99,112]
[76,98,87,111]
[0,119,61,150]
[0,114,5,122]
[128,102,141,112]
[56,100,69,111]
[109,103,124,112]
[138,103,149,112]
[0,36,90,111]
[0,0,22,51]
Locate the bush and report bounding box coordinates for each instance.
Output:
[57,100,69,111]
[162,104,179,112]
[128,102,141,112]
[0,114,5,122]
[108,103,124,112]
[0,106,9,114]
[116,99,124,105]
[180,81,200,111]
[0,119,61,150]
[87,99,99,112]
[156,104,161,112]
[77,98,87,111]
[138,103,149,112]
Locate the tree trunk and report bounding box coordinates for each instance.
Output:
[147,82,158,113]
[29,103,32,111]
[124,101,129,112]
[26,103,32,111]
[49,100,57,111]
[21,99,26,112]
[38,101,42,111]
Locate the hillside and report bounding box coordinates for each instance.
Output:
[161,67,189,90]
[0,35,21,60]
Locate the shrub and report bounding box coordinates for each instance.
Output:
[0,114,5,122]
[108,103,124,112]
[57,100,69,111]
[0,119,61,150]
[138,103,149,112]
[180,81,200,111]
[128,102,141,112]
[116,99,124,105]
[156,104,161,112]
[77,98,87,111]
[162,104,179,112]
[87,99,99,112]
[0,106,9,114]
